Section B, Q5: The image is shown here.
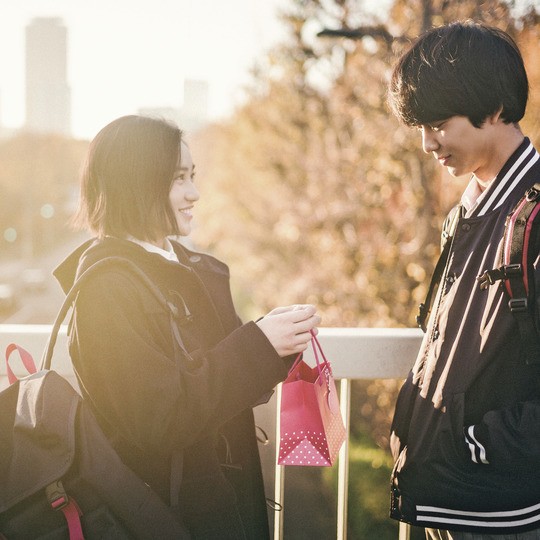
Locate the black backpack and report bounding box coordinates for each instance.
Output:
[418,182,540,364]
[0,257,191,539]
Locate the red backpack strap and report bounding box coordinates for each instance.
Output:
[46,481,84,540]
[502,183,540,297]
[477,182,540,364]
[5,343,37,385]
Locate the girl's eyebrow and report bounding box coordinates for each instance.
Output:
[174,163,195,175]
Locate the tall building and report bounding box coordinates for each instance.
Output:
[139,79,209,135]
[180,79,209,133]
[25,17,71,136]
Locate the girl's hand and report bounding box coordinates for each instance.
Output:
[256,304,321,357]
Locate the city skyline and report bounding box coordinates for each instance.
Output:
[0,0,289,140]
[24,15,209,139]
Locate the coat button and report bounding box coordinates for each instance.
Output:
[189,255,201,263]
[461,223,471,231]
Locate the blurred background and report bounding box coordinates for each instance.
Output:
[1,0,539,538]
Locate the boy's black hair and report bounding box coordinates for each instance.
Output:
[388,21,528,128]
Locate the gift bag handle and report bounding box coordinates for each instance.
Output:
[310,331,332,374]
[287,330,330,380]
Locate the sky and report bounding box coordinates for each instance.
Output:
[0,0,289,140]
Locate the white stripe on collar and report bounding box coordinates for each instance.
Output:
[477,141,539,216]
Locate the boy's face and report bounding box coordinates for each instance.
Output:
[418,115,495,182]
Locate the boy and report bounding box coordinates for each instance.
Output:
[387,21,540,539]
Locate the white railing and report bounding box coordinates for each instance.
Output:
[0,325,422,540]
[272,328,422,540]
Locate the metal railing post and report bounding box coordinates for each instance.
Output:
[273,382,285,540]
[337,378,351,540]
[399,522,411,540]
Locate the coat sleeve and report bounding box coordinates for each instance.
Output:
[70,271,288,454]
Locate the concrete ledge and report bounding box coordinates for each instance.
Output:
[306,327,422,379]
[0,325,422,387]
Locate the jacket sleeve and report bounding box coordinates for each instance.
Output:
[70,271,288,454]
[463,400,540,467]
[464,256,540,467]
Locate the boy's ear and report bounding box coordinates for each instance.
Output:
[488,106,504,124]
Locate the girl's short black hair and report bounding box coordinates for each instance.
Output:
[75,115,183,242]
[388,21,528,128]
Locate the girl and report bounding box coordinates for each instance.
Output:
[54,115,320,539]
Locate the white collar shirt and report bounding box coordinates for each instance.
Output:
[126,236,180,263]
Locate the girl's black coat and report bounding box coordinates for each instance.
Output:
[54,237,289,539]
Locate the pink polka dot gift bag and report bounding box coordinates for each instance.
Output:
[278,332,346,466]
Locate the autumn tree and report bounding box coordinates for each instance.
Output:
[190,2,540,536]
[192,0,540,432]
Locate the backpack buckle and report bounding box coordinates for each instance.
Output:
[504,263,523,276]
[508,298,528,313]
[45,480,69,510]
[167,294,193,326]
[526,186,540,202]
[477,268,504,290]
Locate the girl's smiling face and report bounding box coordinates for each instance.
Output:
[168,141,199,236]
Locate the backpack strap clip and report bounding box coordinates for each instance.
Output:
[45,480,70,510]
[508,297,529,313]
[167,292,194,327]
[477,268,504,290]
[526,185,540,202]
[477,263,523,290]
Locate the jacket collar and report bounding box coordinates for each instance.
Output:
[472,137,540,217]
[53,237,229,295]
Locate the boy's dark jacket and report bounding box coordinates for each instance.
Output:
[54,237,288,539]
[390,138,540,534]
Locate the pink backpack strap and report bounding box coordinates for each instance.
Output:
[46,481,85,540]
[5,343,37,385]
